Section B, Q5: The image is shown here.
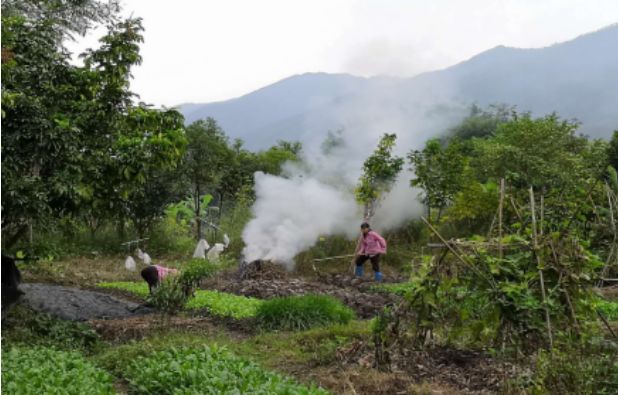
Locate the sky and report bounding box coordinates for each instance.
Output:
[67,0,618,107]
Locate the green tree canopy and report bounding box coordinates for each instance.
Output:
[1,5,186,247]
[356,133,404,220]
[408,138,468,220]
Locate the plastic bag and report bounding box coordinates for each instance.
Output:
[192,239,210,259]
[125,256,136,271]
[207,243,225,262]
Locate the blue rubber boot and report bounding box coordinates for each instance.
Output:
[355,265,364,278]
[374,272,383,282]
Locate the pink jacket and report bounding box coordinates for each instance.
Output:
[154,265,178,281]
[357,231,387,256]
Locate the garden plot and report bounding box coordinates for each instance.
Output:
[97,282,263,319]
[216,275,401,318]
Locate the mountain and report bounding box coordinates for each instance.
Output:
[179,25,618,149]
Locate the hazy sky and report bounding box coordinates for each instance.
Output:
[67,0,618,106]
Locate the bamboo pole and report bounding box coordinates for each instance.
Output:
[498,178,505,259]
[529,187,553,349]
[421,217,497,289]
[539,194,545,236]
[598,184,617,286]
[313,254,356,262]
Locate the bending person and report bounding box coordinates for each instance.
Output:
[141,264,179,294]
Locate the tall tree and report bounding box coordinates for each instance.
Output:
[408,138,468,221]
[1,6,186,247]
[182,118,233,238]
[356,133,404,221]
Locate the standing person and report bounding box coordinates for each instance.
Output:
[355,222,386,281]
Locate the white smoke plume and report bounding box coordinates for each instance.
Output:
[242,172,359,268]
[242,78,465,268]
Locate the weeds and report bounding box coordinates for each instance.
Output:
[508,342,618,394]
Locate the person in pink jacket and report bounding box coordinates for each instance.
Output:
[141,264,179,294]
[355,222,386,281]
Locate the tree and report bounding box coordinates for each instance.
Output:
[356,133,404,220]
[449,103,515,140]
[321,129,345,155]
[1,7,187,247]
[1,0,120,39]
[254,140,302,175]
[472,113,589,190]
[608,131,618,172]
[408,138,468,221]
[182,118,234,239]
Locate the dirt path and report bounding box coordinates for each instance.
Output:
[20,283,154,321]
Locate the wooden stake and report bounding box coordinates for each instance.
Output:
[529,187,553,349]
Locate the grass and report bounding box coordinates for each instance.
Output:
[371,281,414,296]
[256,294,355,331]
[122,345,329,394]
[1,347,115,395]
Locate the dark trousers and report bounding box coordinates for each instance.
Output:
[355,254,381,272]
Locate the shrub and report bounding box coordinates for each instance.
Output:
[256,294,355,331]
[123,345,328,394]
[148,276,189,314]
[146,259,219,315]
[1,347,115,394]
[178,258,218,289]
[147,215,196,256]
[185,290,262,319]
